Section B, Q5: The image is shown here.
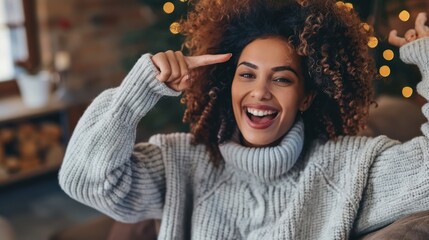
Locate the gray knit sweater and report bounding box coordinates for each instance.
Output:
[59,38,429,239]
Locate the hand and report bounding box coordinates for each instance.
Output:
[389,12,429,47]
[151,51,232,91]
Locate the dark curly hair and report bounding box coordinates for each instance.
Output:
[179,0,376,164]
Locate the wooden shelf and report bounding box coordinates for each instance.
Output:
[0,93,94,123]
[0,162,61,186]
[0,95,65,123]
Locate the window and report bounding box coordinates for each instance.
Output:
[0,0,39,96]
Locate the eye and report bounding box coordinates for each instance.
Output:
[239,73,255,79]
[273,77,293,86]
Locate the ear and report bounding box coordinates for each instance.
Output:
[299,92,315,112]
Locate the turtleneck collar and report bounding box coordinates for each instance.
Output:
[219,119,304,182]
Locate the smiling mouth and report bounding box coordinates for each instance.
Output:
[245,107,279,126]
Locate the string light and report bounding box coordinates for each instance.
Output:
[383,49,394,61]
[336,1,345,7]
[399,10,410,22]
[336,1,353,10]
[170,22,181,34]
[368,36,378,48]
[163,2,175,14]
[379,65,391,77]
[402,86,413,98]
[362,23,370,32]
[179,0,187,2]
[344,3,353,9]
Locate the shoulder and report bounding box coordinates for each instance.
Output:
[308,135,398,159]
[292,135,400,203]
[147,132,210,165]
[305,135,399,181]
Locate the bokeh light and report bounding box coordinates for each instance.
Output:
[399,10,410,22]
[336,1,345,7]
[344,3,353,9]
[383,49,394,61]
[362,23,370,32]
[163,2,175,14]
[368,36,378,48]
[379,65,391,77]
[170,22,181,34]
[402,86,413,98]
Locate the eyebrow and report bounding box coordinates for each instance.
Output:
[238,61,300,78]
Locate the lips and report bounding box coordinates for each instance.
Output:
[243,105,279,129]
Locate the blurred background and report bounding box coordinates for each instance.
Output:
[0,0,427,239]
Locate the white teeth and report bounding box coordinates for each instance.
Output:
[246,108,277,117]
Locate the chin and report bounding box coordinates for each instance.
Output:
[242,134,279,148]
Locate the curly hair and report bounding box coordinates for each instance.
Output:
[179,0,376,164]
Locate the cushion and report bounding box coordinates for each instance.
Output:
[107,219,159,240]
[357,210,429,240]
[50,216,114,240]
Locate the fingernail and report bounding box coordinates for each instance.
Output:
[183,74,190,82]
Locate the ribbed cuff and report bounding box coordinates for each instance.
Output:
[111,54,181,124]
[400,37,429,98]
[399,37,429,67]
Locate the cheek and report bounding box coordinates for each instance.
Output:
[231,80,241,105]
[230,80,244,118]
[275,96,303,119]
[281,87,305,108]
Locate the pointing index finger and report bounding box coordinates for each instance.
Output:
[415,12,428,38]
[185,53,232,69]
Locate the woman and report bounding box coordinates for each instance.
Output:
[59,0,429,239]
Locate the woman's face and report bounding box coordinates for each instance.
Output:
[231,37,313,147]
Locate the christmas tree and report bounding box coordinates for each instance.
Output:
[341,0,422,100]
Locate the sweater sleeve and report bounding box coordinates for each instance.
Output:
[58,54,181,223]
[354,37,429,234]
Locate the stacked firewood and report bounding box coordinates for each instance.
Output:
[0,122,65,180]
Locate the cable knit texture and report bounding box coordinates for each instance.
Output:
[59,38,429,240]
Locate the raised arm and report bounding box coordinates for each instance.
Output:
[354,13,429,234]
[59,52,231,222]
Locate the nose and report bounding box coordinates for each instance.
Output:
[250,78,272,100]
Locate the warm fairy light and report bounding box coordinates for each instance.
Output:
[163,2,175,14]
[170,22,181,34]
[399,10,410,22]
[362,23,370,32]
[402,86,413,98]
[368,36,378,48]
[336,1,345,7]
[179,0,187,2]
[383,49,394,61]
[344,3,353,9]
[336,1,352,10]
[379,65,391,77]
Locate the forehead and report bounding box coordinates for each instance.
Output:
[238,37,301,67]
